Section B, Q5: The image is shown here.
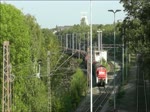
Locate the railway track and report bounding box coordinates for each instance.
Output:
[75,61,121,112]
[93,87,113,112]
[84,86,113,112]
[136,64,148,112]
[75,84,114,112]
[84,72,121,112]
[92,71,121,112]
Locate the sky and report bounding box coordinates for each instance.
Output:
[5,1,126,29]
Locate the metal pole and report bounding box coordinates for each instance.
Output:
[61,35,62,47]
[47,51,51,112]
[100,31,103,50]
[84,33,86,52]
[97,30,103,51]
[69,34,71,49]
[72,33,74,54]
[87,32,90,89]
[122,28,125,84]
[87,48,90,90]
[66,34,68,50]
[79,34,81,59]
[75,34,77,50]
[108,9,121,111]
[126,41,128,79]
[2,41,11,112]
[90,1,93,112]
[87,32,90,48]
[113,12,116,110]
[97,31,100,51]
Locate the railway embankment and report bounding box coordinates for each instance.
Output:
[116,65,137,112]
[102,65,137,112]
[75,62,148,112]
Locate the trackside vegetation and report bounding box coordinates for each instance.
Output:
[1,0,150,111]
[0,3,88,111]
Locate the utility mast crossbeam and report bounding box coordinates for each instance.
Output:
[2,41,11,112]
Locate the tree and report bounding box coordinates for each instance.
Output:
[120,0,150,53]
[24,14,49,112]
[1,3,92,112]
[25,14,43,68]
[0,3,31,111]
[70,68,87,110]
[0,3,49,111]
[120,0,150,79]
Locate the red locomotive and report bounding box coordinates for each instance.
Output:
[96,65,107,87]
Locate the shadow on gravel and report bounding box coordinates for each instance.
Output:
[116,66,137,112]
[105,66,137,112]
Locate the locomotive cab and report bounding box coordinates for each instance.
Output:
[96,65,107,87]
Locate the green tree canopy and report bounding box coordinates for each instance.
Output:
[120,0,150,79]
[0,3,31,111]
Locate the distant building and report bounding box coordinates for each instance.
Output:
[51,12,89,34]
[56,25,72,31]
[80,12,89,26]
[52,25,72,34]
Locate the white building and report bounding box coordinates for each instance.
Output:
[80,12,89,25]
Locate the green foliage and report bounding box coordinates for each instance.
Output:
[70,68,87,109]
[99,24,114,44]
[25,14,43,63]
[101,58,110,72]
[24,14,51,112]
[42,28,60,70]
[50,55,87,111]
[0,3,31,111]
[120,0,150,79]
[0,2,128,112]
[0,3,89,112]
[80,17,87,26]
[52,94,63,112]
[0,3,59,111]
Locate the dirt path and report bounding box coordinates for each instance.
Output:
[101,65,137,112]
[116,65,137,112]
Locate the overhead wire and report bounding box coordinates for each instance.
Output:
[53,48,65,70]
[52,51,77,73]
